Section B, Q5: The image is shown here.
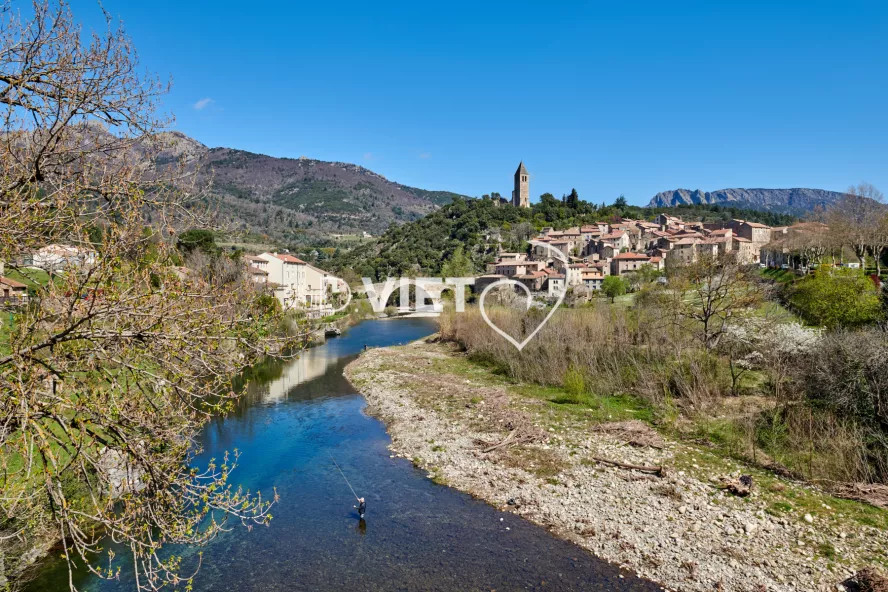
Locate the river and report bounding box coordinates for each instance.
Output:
[28,318,661,591]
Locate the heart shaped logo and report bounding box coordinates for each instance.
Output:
[478,240,568,351]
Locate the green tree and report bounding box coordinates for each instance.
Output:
[789,268,884,329]
[566,188,580,209]
[441,245,474,277]
[624,263,663,290]
[602,275,628,302]
[176,228,218,255]
[613,195,628,209]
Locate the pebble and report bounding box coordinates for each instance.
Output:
[347,347,888,592]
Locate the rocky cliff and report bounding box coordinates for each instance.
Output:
[646,188,846,216]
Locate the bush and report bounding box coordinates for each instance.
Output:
[176,228,218,256]
[563,366,587,400]
[601,275,628,302]
[800,327,888,432]
[789,269,884,328]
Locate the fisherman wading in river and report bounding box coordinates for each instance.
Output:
[329,452,366,520]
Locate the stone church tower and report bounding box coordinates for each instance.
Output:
[512,161,530,208]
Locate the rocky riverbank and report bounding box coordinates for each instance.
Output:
[345,338,888,592]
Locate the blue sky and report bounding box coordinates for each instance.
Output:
[68,0,888,205]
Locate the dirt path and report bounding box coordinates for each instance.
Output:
[345,338,888,592]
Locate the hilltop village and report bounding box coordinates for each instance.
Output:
[479,214,782,296]
[473,162,801,297]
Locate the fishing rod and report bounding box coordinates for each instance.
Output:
[328,452,359,501]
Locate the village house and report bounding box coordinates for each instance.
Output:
[581,270,604,291]
[580,225,602,243]
[246,266,269,284]
[549,239,573,258]
[545,273,565,297]
[244,255,270,284]
[494,260,542,277]
[497,252,528,262]
[610,252,653,276]
[0,276,28,305]
[303,263,341,308]
[598,230,632,253]
[474,274,507,294]
[730,220,772,246]
[30,244,97,271]
[564,263,586,287]
[731,236,756,262]
[515,270,547,292]
[256,252,341,311]
[656,214,685,230]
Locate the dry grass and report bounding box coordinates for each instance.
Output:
[439,304,888,485]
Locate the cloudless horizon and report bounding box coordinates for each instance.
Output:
[67,0,888,205]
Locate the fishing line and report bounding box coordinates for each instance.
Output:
[328,452,359,501]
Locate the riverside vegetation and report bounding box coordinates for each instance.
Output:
[345,254,888,590]
[439,261,888,487]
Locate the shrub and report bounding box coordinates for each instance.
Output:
[800,327,888,432]
[601,275,627,302]
[789,269,884,328]
[563,366,587,400]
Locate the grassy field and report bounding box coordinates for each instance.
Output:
[5,267,55,290]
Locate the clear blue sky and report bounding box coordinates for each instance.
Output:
[68,0,888,205]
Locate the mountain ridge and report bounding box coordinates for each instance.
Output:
[646,187,846,216]
[153,132,469,243]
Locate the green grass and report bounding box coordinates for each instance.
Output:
[760,268,796,284]
[518,383,655,424]
[610,292,637,307]
[6,267,54,290]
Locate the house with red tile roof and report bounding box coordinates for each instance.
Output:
[0,276,28,304]
[610,252,653,276]
[257,252,341,311]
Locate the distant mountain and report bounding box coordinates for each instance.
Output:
[646,188,847,216]
[154,132,469,243]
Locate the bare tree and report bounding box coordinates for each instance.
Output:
[0,2,297,590]
[827,183,885,270]
[872,204,888,276]
[665,253,765,350]
[774,222,832,269]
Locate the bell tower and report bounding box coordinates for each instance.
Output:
[512,161,530,208]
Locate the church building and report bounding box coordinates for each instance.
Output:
[512,161,530,208]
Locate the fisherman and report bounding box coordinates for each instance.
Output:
[354,497,366,519]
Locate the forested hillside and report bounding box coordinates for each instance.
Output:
[143,132,470,242]
[327,193,797,281]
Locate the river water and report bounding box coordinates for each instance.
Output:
[29,318,661,591]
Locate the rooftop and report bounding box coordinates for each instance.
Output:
[0,276,27,288]
[273,253,306,264]
[613,252,651,260]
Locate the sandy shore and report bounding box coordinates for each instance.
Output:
[345,338,888,592]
